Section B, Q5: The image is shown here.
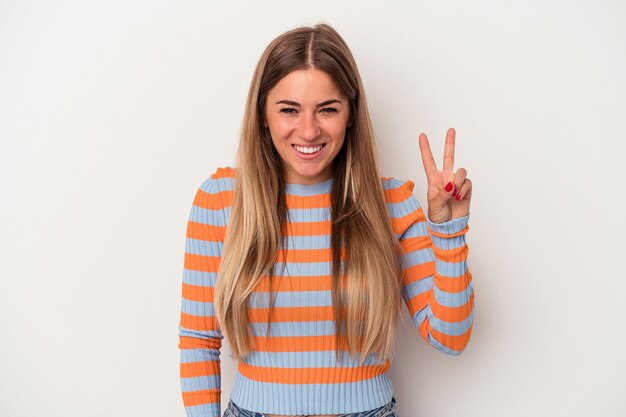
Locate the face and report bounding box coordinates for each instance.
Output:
[264,68,351,184]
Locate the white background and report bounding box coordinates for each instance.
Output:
[1,1,625,416]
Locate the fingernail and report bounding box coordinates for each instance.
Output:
[445,182,453,192]
[456,193,462,200]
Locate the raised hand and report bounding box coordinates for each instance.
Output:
[418,128,472,224]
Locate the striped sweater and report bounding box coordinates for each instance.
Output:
[178,166,473,417]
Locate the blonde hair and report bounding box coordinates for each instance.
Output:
[214,23,403,365]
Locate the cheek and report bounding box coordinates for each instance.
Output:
[269,119,295,137]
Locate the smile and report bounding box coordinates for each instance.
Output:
[292,144,326,154]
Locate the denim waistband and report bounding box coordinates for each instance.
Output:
[223,396,396,417]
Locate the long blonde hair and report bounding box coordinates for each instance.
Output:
[214,23,403,365]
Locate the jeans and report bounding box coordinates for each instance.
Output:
[223,396,398,417]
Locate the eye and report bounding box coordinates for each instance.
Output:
[279,108,297,114]
[320,107,338,113]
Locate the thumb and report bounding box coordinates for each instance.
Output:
[431,181,456,208]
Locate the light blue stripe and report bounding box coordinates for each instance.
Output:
[181,348,221,364]
[429,233,466,249]
[382,178,406,191]
[401,276,433,299]
[433,283,473,307]
[185,239,223,256]
[248,290,332,308]
[402,223,428,239]
[285,178,333,196]
[184,402,220,417]
[386,200,417,217]
[411,308,428,328]
[181,299,216,316]
[242,349,386,368]
[286,207,331,222]
[434,259,468,278]
[182,270,217,287]
[189,206,230,226]
[427,213,469,236]
[181,375,221,391]
[428,310,473,336]
[178,325,222,340]
[200,176,235,193]
[401,247,434,268]
[281,234,331,250]
[231,369,393,415]
[272,261,345,276]
[250,320,336,337]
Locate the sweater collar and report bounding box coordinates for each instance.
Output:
[285,178,333,196]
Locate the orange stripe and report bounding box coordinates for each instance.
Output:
[180,311,219,331]
[434,270,473,293]
[285,194,331,209]
[430,292,474,322]
[182,282,214,302]
[383,182,413,204]
[178,335,221,350]
[180,360,220,378]
[402,262,435,285]
[182,389,221,407]
[275,247,346,263]
[428,223,469,238]
[184,253,220,273]
[238,360,390,384]
[428,323,473,352]
[187,221,226,242]
[399,234,432,253]
[194,189,233,210]
[405,291,430,317]
[211,166,236,179]
[282,220,330,236]
[431,244,469,261]
[391,213,423,235]
[253,275,344,292]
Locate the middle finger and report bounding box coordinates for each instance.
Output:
[443,128,456,173]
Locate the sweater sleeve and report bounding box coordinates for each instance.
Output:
[394,179,474,355]
[178,177,225,417]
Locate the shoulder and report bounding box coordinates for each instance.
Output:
[197,166,236,192]
[381,176,425,236]
[381,176,419,207]
[193,166,236,209]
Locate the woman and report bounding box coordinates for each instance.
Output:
[178,23,474,417]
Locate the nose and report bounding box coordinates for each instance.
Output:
[297,112,320,141]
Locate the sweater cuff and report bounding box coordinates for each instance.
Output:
[427,213,470,238]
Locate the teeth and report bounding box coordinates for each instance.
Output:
[294,144,323,154]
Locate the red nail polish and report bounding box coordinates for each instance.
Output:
[445,182,453,192]
[456,193,462,200]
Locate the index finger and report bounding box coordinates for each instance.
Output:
[418,133,438,178]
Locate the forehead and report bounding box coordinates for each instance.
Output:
[268,68,345,101]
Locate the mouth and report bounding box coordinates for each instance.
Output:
[291,143,326,156]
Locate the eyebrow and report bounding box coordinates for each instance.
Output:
[274,99,342,107]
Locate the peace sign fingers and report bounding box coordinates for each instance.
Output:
[418,127,456,180]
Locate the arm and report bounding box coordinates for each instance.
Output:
[178,178,225,417]
[397,180,474,355]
